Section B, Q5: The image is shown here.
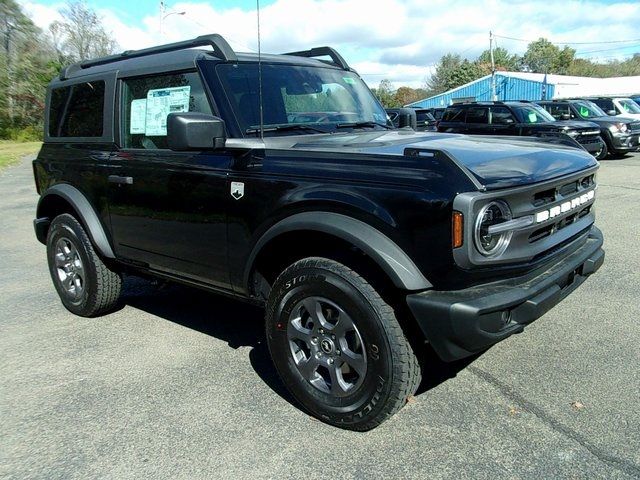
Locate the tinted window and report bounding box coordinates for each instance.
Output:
[49,81,105,137]
[545,103,571,119]
[121,72,212,149]
[442,107,465,122]
[466,107,488,124]
[489,106,515,124]
[592,98,614,113]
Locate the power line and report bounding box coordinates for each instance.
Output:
[494,33,640,45]
[575,43,640,56]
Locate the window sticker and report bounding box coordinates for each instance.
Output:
[579,106,590,117]
[528,112,538,123]
[130,98,147,134]
[343,77,356,85]
[145,86,191,136]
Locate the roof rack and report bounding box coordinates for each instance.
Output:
[283,46,350,70]
[60,34,237,80]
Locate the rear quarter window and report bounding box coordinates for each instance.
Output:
[49,81,105,137]
[442,107,465,122]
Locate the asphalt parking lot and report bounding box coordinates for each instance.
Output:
[1,152,639,479]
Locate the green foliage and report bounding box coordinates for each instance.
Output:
[426,54,485,96]
[522,38,576,74]
[372,79,400,108]
[478,47,522,72]
[0,0,116,140]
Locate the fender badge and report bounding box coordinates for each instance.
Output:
[231,182,244,200]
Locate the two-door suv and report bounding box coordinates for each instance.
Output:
[437,101,607,159]
[33,35,604,430]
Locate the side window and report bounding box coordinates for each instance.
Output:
[121,71,212,149]
[593,99,613,113]
[442,107,464,122]
[489,106,515,124]
[466,107,488,124]
[548,104,570,119]
[49,81,105,137]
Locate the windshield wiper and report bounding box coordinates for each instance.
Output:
[335,121,392,130]
[246,124,333,135]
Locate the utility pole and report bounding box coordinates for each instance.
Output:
[489,30,497,101]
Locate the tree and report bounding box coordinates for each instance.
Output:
[477,47,521,72]
[523,38,575,74]
[50,0,118,63]
[394,86,427,107]
[426,54,484,95]
[372,79,400,108]
[0,0,58,137]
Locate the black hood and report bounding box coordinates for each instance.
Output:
[542,120,600,130]
[279,130,598,190]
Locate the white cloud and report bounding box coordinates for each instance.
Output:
[18,0,640,89]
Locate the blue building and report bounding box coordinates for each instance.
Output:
[407,71,640,109]
[407,72,558,108]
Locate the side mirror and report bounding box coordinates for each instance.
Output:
[560,113,571,120]
[607,110,617,116]
[395,108,417,130]
[167,112,226,151]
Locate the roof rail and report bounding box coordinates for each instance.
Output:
[59,34,237,80]
[283,46,350,70]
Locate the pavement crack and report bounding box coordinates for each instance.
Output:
[467,365,640,477]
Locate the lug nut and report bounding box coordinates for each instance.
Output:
[311,337,318,344]
[318,328,324,334]
[315,352,322,359]
[336,350,341,355]
[328,358,334,365]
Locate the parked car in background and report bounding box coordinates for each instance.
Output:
[582,96,640,120]
[414,109,438,131]
[537,99,640,157]
[421,107,446,122]
[630,95,640,108]
[437,101,606,159]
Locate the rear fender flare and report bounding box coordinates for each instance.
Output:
[36,184,115,258]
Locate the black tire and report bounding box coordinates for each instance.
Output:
[46,213,122,317]
[265,257,421,431]
[595,141,608,160]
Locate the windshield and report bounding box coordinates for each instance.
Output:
[515,104,556,124]
[216,63,389,135]
[619,99,640,114]
[574,100,607,118]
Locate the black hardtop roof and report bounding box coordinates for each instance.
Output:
[54,33,350,83]
[445,100,536,108]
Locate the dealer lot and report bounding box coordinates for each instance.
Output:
[1,153,639,479]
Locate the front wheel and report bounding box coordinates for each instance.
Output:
[595,141,608,160]
[265,257,421,431]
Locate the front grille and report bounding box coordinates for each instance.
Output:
[629,122,640,133]
[577,135,601,145]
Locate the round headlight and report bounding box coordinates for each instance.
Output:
[474,200,513,257]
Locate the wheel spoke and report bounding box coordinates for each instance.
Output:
[287,319,312,343]
[54,252,67,268]
[328,363,348,395]
[341,349,367,376]
[302,297,321,324]
[298,356,319,381]
[61,275,73,292]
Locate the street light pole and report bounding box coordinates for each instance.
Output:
[159,1,185,37]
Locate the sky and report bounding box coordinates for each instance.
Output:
[17,0,640,89]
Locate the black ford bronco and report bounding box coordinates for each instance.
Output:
[33,35,604,431]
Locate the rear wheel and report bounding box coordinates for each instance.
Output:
[46,214,122,317]
[265,257,421,431]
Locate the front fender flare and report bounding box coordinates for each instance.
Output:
[244,212,432,291]
[36,184,115,259]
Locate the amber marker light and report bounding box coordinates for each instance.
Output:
[452,211,464,248]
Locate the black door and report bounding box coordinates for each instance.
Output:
[106,70,232,289]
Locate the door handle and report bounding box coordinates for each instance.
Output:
[108,175,133,185]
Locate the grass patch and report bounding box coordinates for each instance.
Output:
[0,141,41,171]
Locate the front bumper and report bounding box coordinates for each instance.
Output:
[610,133,640,152]
[579,138,605,155]
[407,226,604,362]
